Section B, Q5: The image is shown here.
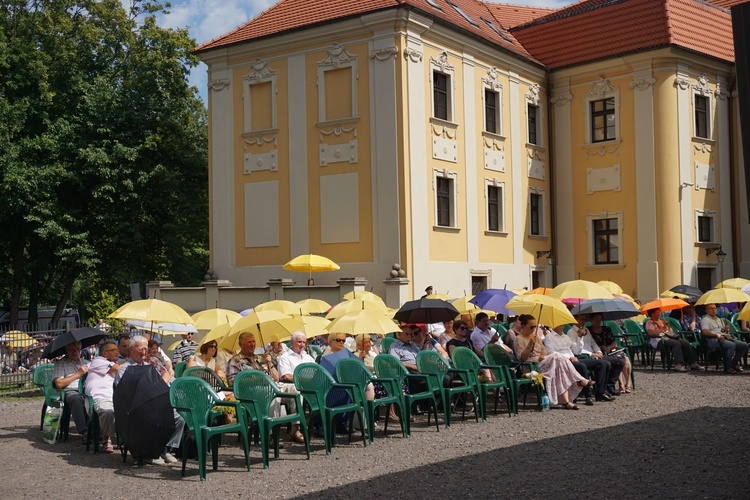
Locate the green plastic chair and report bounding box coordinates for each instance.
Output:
[416,350,478,427]
[335,358,406,443]
[173,361,188,378]
[372,353,439,436]
[483,344,542,414]
[622,319,648,366]
[451,347,512,420]
[77,373,102,453]
[380,337,397,354]
[307,345,323,359]
[169,377,251,482]
[233,370,310,468]
[183,366,229,391]
[293,362,367,455]
[33,364,61,431]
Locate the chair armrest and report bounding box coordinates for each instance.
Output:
[371,376,401,397]
[330,383,361,402]
[211,399,241,410]
[404,373,429,383]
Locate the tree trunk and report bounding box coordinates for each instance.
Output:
[9,237,26,329]
[52,275,76,330]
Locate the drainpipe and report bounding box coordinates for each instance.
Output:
[546,70,558,286]
[728,75,738,277]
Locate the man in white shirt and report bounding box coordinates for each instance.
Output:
[569,316,623,399]
[545,325,609,405]
[85,340,120,452]
[701,303,748,373]
[470,312,511,360]
[276,331,314,443]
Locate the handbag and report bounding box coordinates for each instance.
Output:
[42,401,64,444]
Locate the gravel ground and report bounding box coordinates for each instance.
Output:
[2,367,749,499]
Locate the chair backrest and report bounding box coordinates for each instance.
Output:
[307,345,323,358]
[373,353,408,382]
[173,361,187,378]
[33,364,60,402]
[451,346,482,372]
[623,319,644,334]
[183,366,225,392]
[293,362,334,411]
[380,337,397,354]
[169,377,220,431]
[492,323,508,336]
[335,358,372,396]
[604,320,624,335]
[484,343,513,366]
[665,317,682,333]
[233,370,278,421]
[416,350,450,378]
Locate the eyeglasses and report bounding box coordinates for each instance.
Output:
[330,338,346,343]
[456,326,467,331]
[207,344,218,349]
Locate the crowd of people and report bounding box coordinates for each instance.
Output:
[33,296,748,470]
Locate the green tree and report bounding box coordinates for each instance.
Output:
[0,0,208,328]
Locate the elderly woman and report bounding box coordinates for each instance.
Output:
[514,314,592,410]
[147,340,174,381]
[186,340,228,381]
[588,313,632,393]
[645,308,700,372]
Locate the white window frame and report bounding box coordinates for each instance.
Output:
[528,187,546,237]
[482,78,503,136]
[583,78,620,147]
[694,209,717,244]
[484,178,506,233]
[242,59,277,134]
[525,83,544,147]
[317,43,358,123]
[433,168,458,229]
[692,75,714,140]
[586,211,624,267]
[430,52,456,123]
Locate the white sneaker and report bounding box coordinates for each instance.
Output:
[161,452,179,464]
[148,457,166,465]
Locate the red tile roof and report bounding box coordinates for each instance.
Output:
[196,0,540,64]
[706,0,748,9]
[510,0,734,69]
[483,2,556,30]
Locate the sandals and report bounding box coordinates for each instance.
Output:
[577,379,594,388]
[732,365,744,373]
[622,386,632,393]
[102,440,114,454]
[559,402,579,410]
[289,430,305,444]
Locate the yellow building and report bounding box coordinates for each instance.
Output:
[195,0,747,301]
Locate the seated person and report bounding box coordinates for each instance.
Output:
[514,314,592,410]
[588,313,631,394]
[186,340,227,381]
[52,341,89,443]
[645,308,700,372]
[84,341,120,452]
[266,340,288,369]
[147,340,175,382]
[445,320,474,357]
[116,334,131,362]
[172,332,198,364]
[470,312,512,360]
[701,303,748,373]
[568,315,623,399]
[226,332,279,386]
[412,325,450,361]
[276,332,314,443]
[436,320,455,346]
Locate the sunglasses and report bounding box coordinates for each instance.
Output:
[330,338,346,343]
[456,326,467,331]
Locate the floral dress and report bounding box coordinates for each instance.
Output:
[514,334,585,405]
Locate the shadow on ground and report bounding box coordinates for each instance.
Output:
[296,407,750,499]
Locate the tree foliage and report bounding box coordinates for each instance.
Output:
[0,0,208,327]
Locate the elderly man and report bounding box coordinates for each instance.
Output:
[52,341,89,443]
[226,331,279,386]
[471,312,512,359]
[115,335,184,465]
[701,303,748,373]
[172,332,198,364]
[411,325,450,362]
[84,340,120,452]
[276,332,314,443]
[390,325,422,373]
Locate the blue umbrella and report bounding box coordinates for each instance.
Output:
[570,298,640,320]
[469,289,517,316]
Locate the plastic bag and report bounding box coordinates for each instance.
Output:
[42,402,63,444]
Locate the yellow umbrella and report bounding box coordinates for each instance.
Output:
[428,292,453,300]
[191,308,242,330]
[738,302,750,321]
[283,253,340,282]
[342,291,386,305]
[549,280,614,301]
[506,294,575,328]
[325,309,400,336]
[597,280,624,295]
[109,298,194,325]
[695,288,750,306]
[526,287,553,295]
[296,298,331,315]
[2,331,34,349]
[298,316,331,338]
[255,300,302,317]
[197,323,232,348]
[167,339,182,351]
[450,296,479,315]
[714,278,750,290]
[511,288,529,295]
[221,310,303,350]
[325,298,389,320]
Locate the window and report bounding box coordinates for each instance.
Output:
[242,59,277,134]
[529,192,542,236]
[434,169,458,228]
[434,72,449,121]
[471,275,487,295]
[697,267,714,292]
[590,98,616,143]
[317,43,358,123]
[695,95,709,139]
[485,89,499,134]
[485,179,505,232]
[593,218,619,265]
[528,104,539,145]
[695,210,716,243]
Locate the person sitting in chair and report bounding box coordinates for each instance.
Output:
[701,303,748,374]
[52,341,89,443]
[85,340,120,453]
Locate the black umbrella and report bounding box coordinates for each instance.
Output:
[113,365,175,461]
[570,298,641,320]
[41,327,108,359]
[669,285,702,302]
[393,297,460,324]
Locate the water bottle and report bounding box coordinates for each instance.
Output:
[541,392,550,412]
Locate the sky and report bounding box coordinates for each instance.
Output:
[148,0,569,104]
